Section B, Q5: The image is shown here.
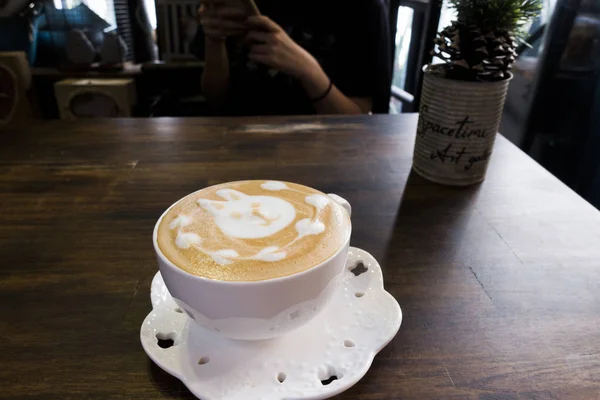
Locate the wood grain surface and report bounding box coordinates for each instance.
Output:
[1,115,599,399]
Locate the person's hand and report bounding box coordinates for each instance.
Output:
[244,15,322,80]
[197,0,248,43]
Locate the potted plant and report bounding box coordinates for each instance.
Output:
[413,0,541,186]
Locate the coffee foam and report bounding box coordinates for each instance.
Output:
[157,181,351,282]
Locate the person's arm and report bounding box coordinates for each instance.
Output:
[299,59,372,114]
[197,1,247,109]
[245,16,372,115]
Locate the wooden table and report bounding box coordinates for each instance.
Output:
[2,115,599,399]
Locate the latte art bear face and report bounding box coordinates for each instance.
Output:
[157,181,351,281]
[197,189,297,239]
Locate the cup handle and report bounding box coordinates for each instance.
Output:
[327,193,351,217]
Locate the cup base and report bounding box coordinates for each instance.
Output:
[140,247,402,400]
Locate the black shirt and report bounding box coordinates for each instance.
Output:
[191,0,391,115]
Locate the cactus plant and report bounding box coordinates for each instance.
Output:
[432,0,542,82]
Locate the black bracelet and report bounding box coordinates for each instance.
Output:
[309,80,333,103]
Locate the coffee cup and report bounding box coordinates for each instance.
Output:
[152,181,352,340]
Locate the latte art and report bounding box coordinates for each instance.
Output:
[157,181,351,281]
[198,188,297,240]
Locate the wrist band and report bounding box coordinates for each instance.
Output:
[309,80,333,103]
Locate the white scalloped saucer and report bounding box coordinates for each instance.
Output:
[141,247,402,400]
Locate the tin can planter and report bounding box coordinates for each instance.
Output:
[413,65,513,186]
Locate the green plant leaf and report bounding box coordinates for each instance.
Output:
[448,0,542,32]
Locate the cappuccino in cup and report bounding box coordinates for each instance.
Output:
[153,180,352,339]
[157,180,351,282]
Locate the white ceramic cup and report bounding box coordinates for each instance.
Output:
[153,191,352,340]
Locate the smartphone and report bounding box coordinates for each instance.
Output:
[224,0,260,16]
[239,0,260,15]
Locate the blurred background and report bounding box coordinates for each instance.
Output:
[1,0,599,207]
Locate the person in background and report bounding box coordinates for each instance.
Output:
[193,0,391,116]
